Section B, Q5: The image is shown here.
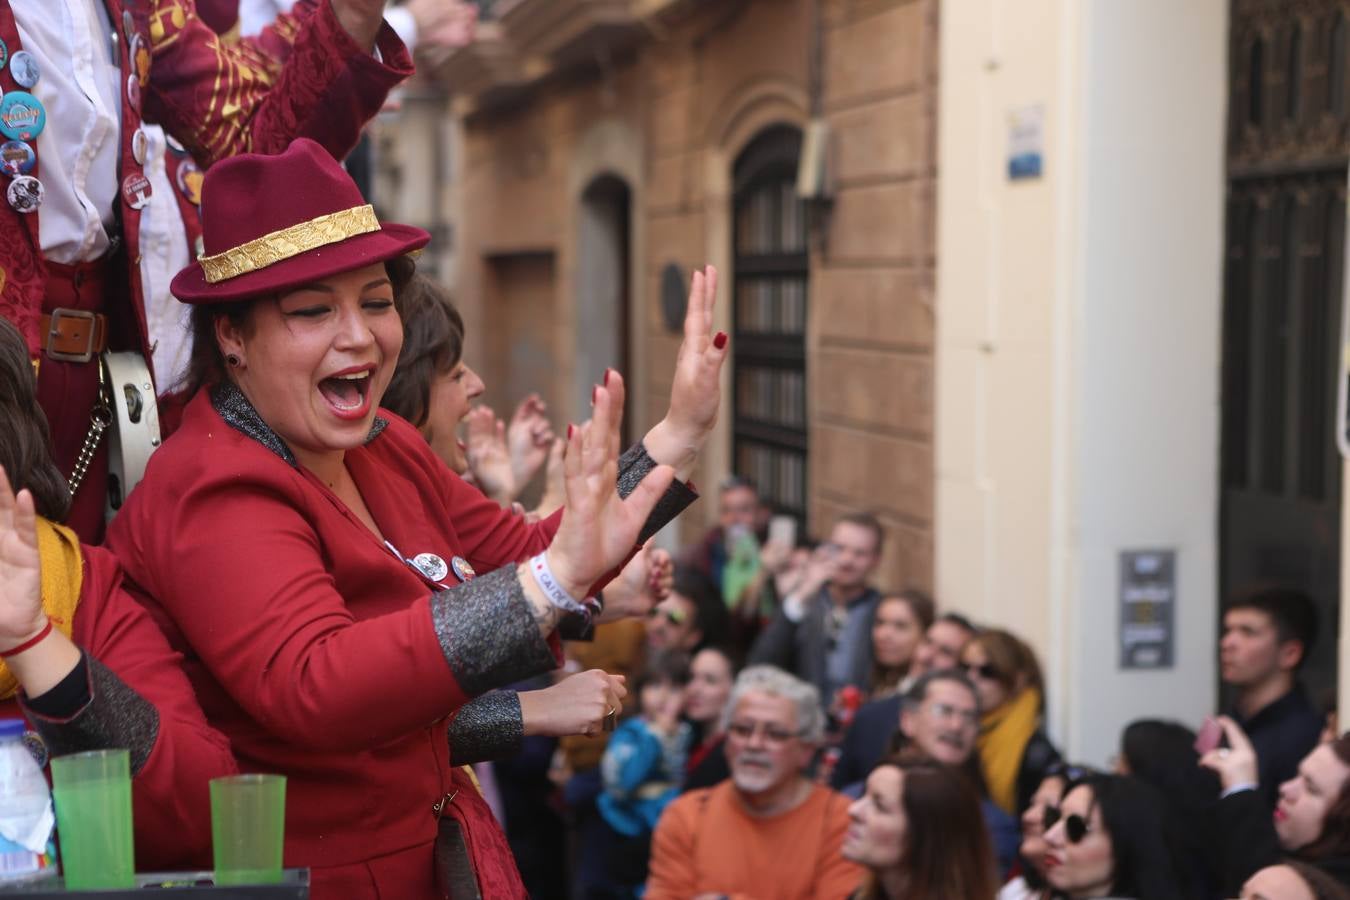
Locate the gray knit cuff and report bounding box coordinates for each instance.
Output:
[24,656,159,776]
[448,690,524,765]
[617,442,699,544]
[431,565,558,697]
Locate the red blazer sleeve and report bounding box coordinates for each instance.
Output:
[75,547,239,870]
[146,475,469,753]
[145,0,413,166]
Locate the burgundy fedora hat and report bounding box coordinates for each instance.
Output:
[171,138,430,304]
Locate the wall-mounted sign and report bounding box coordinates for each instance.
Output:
[1008,105,1044,181]
[1119,549,1176,670]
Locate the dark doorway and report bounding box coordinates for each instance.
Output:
[577,175,632,442]
[1222,2,1346,707]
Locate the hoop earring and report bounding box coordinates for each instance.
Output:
[226,354,241,368]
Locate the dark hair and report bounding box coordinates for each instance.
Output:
[868,589,937,695]
[671,565,731,651]
[692,644,741,678]
[1118,719,1220,884]
[834,511,885,554]
[383,274,465,428]
[1297,733,1350,861]
[1063,774,1190,899]
[855,755,997,900]
[1226,587,1320,670]
[0,316,71,521]
[1278,861,1350,900]
[182,255,419,397]
[964,628,1044,707]
[934,611,978,635]
[635,649,691,693]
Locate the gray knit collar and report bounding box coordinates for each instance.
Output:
[210,379,388,468]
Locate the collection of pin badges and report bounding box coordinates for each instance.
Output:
[0,13,195,217]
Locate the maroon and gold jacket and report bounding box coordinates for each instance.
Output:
[0,0,413,359]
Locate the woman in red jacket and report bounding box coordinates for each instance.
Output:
[105,138,727,899]
[0,315,238,871]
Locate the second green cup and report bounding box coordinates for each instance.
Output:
[50,748,135,890]
[210,774,286,885]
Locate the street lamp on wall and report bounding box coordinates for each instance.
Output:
[796,117,833,254]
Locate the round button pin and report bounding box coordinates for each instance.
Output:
[126,74,140,113]
[7,175,42,213]
[0,38,11,72]
[131,127,149,166]
[9,51,39,89]
[176,159,203,205]
[451,556,477,582]
[129,34,150,87]
[121,173,152,210]
[412,553,449,583]
[0,92,44,142]
[0,140,35,177]
[123,11,136,43]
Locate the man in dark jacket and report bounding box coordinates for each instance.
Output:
[1220,587,1324,806]
[748,512,883,708]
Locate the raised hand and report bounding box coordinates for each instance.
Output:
[404,0,478,54]
[464,406,516,502]
[329,0,388,50]
[644,266,729,479]
[507,394,555,493]
[532,438,566,519]
[597,541,671,624]
[0,466,45,652]
[1198,716,1260,792]
[546,372,675,602]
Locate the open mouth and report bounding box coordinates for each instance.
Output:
[318,366,375,420]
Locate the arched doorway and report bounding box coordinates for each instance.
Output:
[732,126,808,522]
[577,174,632,439]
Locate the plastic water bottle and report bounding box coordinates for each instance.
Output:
[0,719,57,884]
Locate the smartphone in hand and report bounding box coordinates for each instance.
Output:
[1194,716,1223,755]
[768,515,797,548]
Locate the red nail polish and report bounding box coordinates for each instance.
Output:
[567,424,575,440]
[604,368,613,387]
[713,331,728,350]
[591,385,598,405]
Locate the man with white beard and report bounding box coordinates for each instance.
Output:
[644,666,862,899]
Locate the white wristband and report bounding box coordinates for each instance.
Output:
[529,553,599,621]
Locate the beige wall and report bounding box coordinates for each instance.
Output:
[936,0,1228,763]
[448,0,937,580]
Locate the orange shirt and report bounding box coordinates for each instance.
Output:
[646,780,863,900]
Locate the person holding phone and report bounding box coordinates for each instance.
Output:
[1201,717,1350,893]
[748,512,886,710]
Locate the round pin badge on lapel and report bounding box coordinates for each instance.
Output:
[0,140,35,177]
[412,553,449,583]
[9,51,38,89]
[7,175,42,213]
[451,556,476,583]
[0,92,44,142]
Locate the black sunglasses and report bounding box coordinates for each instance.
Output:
[963,662,1000,681]
[1043,806,1093,844]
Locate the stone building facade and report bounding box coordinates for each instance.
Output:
[391,0,938,592]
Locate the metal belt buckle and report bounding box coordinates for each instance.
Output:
[46,308,98,363]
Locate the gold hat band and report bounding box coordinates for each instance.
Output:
[198,204,381,284]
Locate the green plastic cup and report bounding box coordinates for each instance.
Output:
[49,749,135,889]
[210,774,286,885]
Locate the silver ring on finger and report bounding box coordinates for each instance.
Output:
[603,707,618,732]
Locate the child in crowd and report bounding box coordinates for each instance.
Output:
[598,651,694,895]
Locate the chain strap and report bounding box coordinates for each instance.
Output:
[67,357,112,498]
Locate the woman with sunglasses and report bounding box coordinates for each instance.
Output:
[104,140,728,900]
[842,752,999,899]
[1201,717,1350,893]
[1041,773,1190,899]
[960,629,1062,815]
[998,763,1092,900]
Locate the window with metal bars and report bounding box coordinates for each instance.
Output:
[731,127,808,522]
